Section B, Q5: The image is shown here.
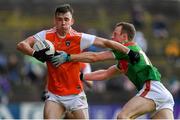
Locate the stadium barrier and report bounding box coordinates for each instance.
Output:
[0,102,180,119]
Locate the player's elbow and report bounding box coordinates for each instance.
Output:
[16,41,27,51]
[103,40,112,47]
[17,42,23,50]
[88,52,101,62]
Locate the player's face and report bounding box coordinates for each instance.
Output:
[54,12,74,35]
[111,26,126,43]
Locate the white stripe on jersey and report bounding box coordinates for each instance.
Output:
[80,33,96,51]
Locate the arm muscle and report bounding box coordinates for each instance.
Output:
[93,37,129,54]
[71,51,114,63]
[16,36,35,56]
[84,65,119,81]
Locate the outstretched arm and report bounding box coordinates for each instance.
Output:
[93,37,130,54]
[83,65,121,81]
[70,51,114,62]
[50,36,140,67]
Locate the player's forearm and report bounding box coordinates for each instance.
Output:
[84,65,118,81]
[70,51,114,63]
[70,52,101,63]
[17,41,34,56]
[104,39,130,54]
[94,37,129,54]
[84,69,109,81]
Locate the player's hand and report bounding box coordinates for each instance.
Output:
[127,50,140,65]
[50,51,71,67]
[33,47,53,63]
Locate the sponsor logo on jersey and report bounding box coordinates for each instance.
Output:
[65,40,71,46]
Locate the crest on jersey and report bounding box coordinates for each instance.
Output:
[65,40,71,47]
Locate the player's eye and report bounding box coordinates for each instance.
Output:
[64,18,70,22]
[56,17,63,21]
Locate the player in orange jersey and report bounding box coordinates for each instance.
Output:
[16,4,139,119]
[63,62,93,119]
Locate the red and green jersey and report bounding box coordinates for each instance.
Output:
[112,42,161,91]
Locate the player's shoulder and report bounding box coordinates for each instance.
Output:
[69,28,82,37]
[35,27,55,35]
[46,27,56,34]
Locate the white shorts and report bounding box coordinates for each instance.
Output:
[46,91,88,112]
[136,80,174,112]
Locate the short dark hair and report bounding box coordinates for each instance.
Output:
[55,4,74,16]
[116,22,136,41]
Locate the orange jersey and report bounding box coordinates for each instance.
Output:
[34,28,95,96]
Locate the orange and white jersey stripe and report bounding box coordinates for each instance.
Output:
[80,62,91,74]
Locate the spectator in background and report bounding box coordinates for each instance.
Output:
[7,53,21,85]
[165,37,179,64]
[23,55,46,86]
[131,4,148,53]
[0,43,8,74]
[0,42,10,104]
[131,4,145,30]
[134,31,148,53]
[152,14,169,39]
[0,71,11,105]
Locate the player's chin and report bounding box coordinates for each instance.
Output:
[62,27,69,31]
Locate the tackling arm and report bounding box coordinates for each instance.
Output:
[70,51,114,62]
[84,65,120,81]
[50,36,140,67]
[93,37,130,54]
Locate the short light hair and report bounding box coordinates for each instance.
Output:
[55,4,74,16]
[116,22,136,41]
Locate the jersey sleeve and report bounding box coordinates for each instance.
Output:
[80,33,96,51]
[111,49,128,60]
[33,30,46,42]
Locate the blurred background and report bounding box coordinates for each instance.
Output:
[0,0,180,119]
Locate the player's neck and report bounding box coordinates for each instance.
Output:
[57,32,66,38]
[56,27,71,38]
[120,40,129,44]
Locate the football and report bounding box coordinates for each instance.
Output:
[33,40,55,55]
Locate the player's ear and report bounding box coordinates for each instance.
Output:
[71,18,74,25]
[123,34,128,39]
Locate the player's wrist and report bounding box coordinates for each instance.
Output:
[66,54,71,61]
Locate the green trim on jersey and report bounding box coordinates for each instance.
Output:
[112,44,161,91]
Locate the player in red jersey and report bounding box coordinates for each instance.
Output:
[17,4,139,119]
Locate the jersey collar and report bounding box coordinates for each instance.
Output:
[120,40,136,46]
